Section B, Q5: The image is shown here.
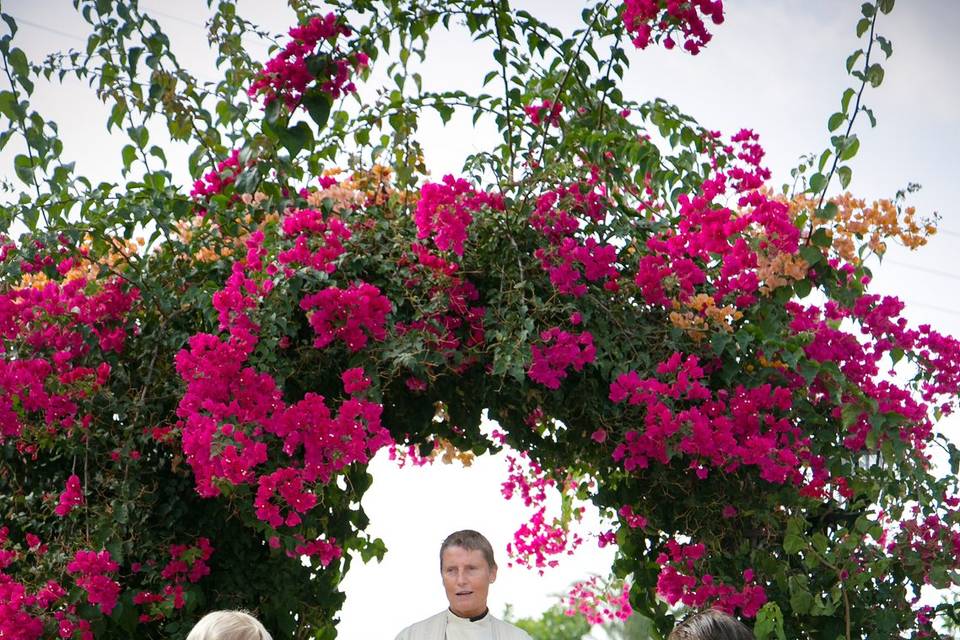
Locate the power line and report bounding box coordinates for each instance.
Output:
[900,301,960,319]
[137,4,209,31]
[883,259,960,282]
[12,16,86,44]
[9,13,220,85]
[12,8,208,40]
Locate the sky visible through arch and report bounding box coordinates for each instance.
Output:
[2,1,959,637]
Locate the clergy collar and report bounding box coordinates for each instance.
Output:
[448,607,489,622]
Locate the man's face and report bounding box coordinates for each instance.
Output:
[441,545,497,618]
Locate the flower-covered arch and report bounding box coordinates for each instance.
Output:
[1,1,959,638]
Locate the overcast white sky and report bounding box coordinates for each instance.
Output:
[3,1,960,638]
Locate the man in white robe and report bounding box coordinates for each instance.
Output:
[394,530,533,640]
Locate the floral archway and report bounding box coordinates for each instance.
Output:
[1,1,959,638]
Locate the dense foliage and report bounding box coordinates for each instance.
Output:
[1,1,959,639]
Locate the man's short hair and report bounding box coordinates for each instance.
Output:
[186,610,273,640]
[439,529,496,570]
[668,608,753,640]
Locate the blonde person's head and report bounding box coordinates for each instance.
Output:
[186,610,273,640]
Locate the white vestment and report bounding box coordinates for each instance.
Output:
[394,609,532,640]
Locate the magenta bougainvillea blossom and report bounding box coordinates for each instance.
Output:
[524,100,563,127]
[248,13,367,109]
[414,175,505,256]
[622,0,724,54]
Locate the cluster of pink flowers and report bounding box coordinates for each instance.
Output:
[0,528,46,639]
[621,0,724,54]
[53,474,84,516]
[160,538,214,585]
[501,452,555,507]
[255,467,318,528]
[500,451,586,573]
[562,577,633,625]
[66,550,121,616]
[414,175,504,256]
[529,180,619,297]
[726,129,771,192]
[248,13,368,110]
[300,282,392,351]
[393,243,487,366]
[131,537,216,613]
[387,436,443,468]
[176,332,391,500]
[655,540,766,617]
[609,352,823,486]
[524,100,563,127]
[784,295,960,459]
[618,504,648,529]
[536,236,619,297]
[0,266,138,447]
[176,202,394,573]
[278,207,351,274]
[634,140,797,310]
[507,507,584,574]
[883,505,960,585]
[291,535,342,567]
[190,149,243,201]
[528,328,596,389]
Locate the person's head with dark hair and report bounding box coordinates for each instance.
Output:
[668,608,753,640]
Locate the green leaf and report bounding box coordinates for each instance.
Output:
[108,100,127,132]
[799,245,823,267]
[846,50,863,73]
[148,145,167,165]
[127,46,144,74]
[838,166,853,188]
[277,121,314,157]
[877,36,893,58]
[13,153,33,184]
[866,63,885,87]
[839,135,860,161]
[789,576,814,616]
[794,279,812,299]
[811,228,832,248]
[878,0,895,14]
[784,520,806,555]
[121,144,136,173]
[234,167,259,193]
[861,2,875,18]
[841,403,862,427]
[302,90,332,130]
[2,13,18,38]
[711,331,731,355]
[856,17,871,38]
[127,124,149,148]
[8,47,29,80]
[264,98,282,126]
[862,106,877,127]
[841,88,856,113]
[827,112,845,132]
[809,173,827,193]
[817,202,839,221]
[818,148,832,172]
[0,90,17,120]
